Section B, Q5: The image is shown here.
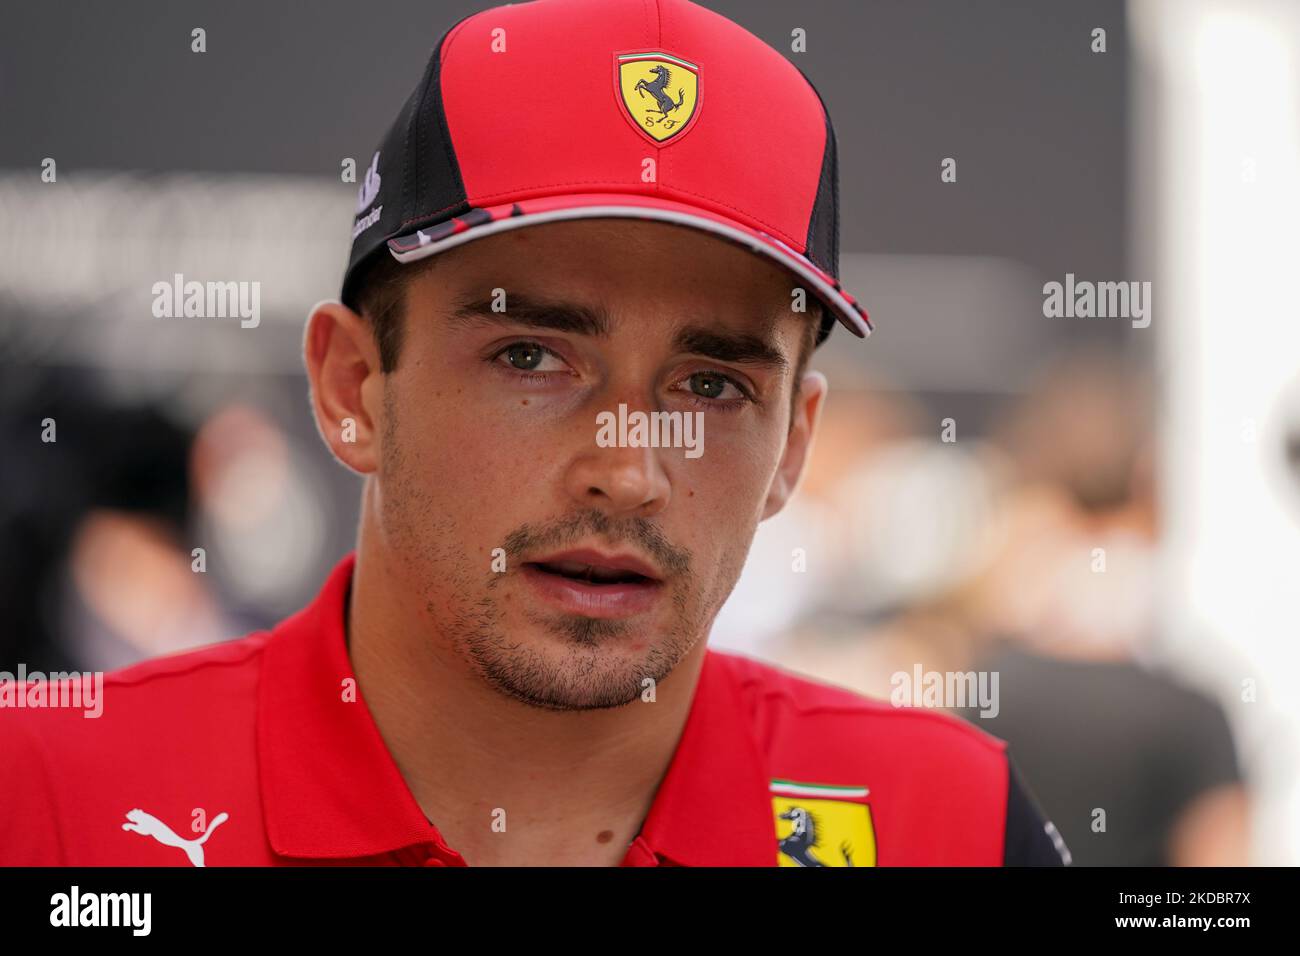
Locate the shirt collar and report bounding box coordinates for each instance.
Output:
[636,650,776,866]
[259,552,442,860]
[259,553,776,865]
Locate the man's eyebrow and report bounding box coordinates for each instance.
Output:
[446,294,788,370]
[447,292,611,337]
[671,325,789,372]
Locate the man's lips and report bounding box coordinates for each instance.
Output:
[524,548,662,583]
[520,548,664,619]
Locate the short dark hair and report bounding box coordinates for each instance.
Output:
[352,253,821,426]
[351,252,425,375]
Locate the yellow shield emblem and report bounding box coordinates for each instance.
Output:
[771,779,877,867]
[615,52,700,144]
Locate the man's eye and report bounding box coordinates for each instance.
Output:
[499,342,558,372]
[686,371,742,401]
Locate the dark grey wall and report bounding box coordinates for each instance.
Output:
[0,0,1128,283]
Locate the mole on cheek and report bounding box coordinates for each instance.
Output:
[521,399,530,406]
[596,830,613,844]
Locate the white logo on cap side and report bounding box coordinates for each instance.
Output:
[356,151,381,214]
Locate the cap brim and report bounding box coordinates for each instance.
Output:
[385,192,871,341]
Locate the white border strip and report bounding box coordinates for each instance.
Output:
[618,52,698,70]
[770,782,870,799]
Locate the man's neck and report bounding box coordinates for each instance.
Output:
[346,534,706,866]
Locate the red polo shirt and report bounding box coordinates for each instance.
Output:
[0,554,1064,866]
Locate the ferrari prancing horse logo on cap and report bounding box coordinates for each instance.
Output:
[615,51,700,144]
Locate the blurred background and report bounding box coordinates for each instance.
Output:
[2,0,1297,865]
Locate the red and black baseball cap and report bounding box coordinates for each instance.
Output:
[341,0,871,346]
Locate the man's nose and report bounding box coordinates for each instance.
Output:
[563,407,671,519]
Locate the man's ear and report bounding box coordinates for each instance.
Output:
[762,370,828,520]
[303,299,385,474]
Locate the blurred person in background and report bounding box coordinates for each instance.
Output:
[771,349,1249,866]
[766,386,1004,700]
[707,383,925,659]
[953,350,1250,867]
[0,368,236,674]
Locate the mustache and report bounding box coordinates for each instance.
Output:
[501,509,692,577]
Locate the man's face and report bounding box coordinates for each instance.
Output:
[347,219,824,710]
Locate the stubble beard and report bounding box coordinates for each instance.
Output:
[379,385,722,712]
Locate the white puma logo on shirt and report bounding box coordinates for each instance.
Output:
[121,808,229,867]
